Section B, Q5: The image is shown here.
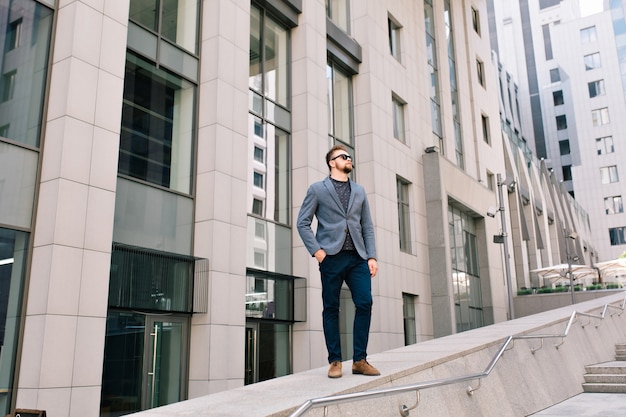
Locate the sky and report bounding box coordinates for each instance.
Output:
[579,0,604,17]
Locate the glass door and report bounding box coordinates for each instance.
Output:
[245,323,258,385]
[144,317,188,409]
[100,311,189,417]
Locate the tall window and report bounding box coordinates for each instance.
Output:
[0,1,53,147]
[424,0,443,149]
[601,165,619,184]
[0,228,29,416]
[553,90,564,105]
[388,15,402,61]
[609,227,626,245]
[471,6,480,35]
[584,52,601,70]
[562,165,572,181]
[592,107,610,126]
[559,139,570,155]
[402,293,417,345]
[476,58,485,86]
[118,53,196,194]
[248,4,292,276]
[596,136,614,155]
[556,114,567,130]
[449,205,483,332]
[588,80,605,98]
[580,26,597,43]
[445,0,463,169]
[392,94,406,143]
[327,61,354,154]
[326,0,349,32]
[397,177,411,253]
[550,68,561,83]
[129,0,199,53]
[481,114,490,144]
[542,24,553,60]
[605,196,624,214]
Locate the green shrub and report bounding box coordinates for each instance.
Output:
[537,287,553,294]
[517,288,532,295]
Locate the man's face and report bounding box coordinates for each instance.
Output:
[330,151,353,174]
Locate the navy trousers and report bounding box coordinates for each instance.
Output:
[319,250,373,363]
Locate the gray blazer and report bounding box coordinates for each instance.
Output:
[297,177,377,261]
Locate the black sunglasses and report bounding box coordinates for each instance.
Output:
[331,154,352,161]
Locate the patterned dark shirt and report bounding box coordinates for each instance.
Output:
[330,177,355,251]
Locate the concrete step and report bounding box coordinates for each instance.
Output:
[582,382,626,393]
[584,373,626,384]
[616,355,626,361]
[585,362,626,374]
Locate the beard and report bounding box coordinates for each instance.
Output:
[342,165,353,174]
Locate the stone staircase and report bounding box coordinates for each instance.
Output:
[582,343,626,393]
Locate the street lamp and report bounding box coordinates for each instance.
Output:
[492,173,515,320]
[564,229,578,304]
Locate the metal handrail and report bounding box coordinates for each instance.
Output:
[288,295,626,417]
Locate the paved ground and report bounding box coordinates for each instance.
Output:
[528,393,626,416]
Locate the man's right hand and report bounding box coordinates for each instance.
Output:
[314,249,327,263]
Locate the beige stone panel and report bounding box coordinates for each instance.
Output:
[69,385,101,417]
[89,127,120,191]
[78,249,111,317]
[94,70,124,134]
[50,179,90,248]
[17,315,45,388]
[195,172,216,222]
[188,323,210,380]
[208,324,245,380]
[25,245,53,315]
[26,387,71,417]
[46,245,82,315]
[32,180,60,248]
[198,80,218,127]
[103,0,130,25]
[39,315,78,388]
[83,187,115,252]
[208,272,244,326]
[98,14,128,77]
[71,316,106,386]
[47,57,99,124]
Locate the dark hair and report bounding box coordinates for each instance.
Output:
[326,144,348,170]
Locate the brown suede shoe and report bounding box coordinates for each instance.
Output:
[352,359,380,376]
[328,361,342,378]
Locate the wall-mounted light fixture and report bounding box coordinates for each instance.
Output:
[424,146,439,154]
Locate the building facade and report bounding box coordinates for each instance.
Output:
[487,0,626,261]
[0,1,594,416]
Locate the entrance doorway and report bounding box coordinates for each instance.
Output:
[100,311,189,417]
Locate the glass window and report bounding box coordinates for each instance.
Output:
[609,227,626,245]
[249,7,291,227]
[118,53,196,194]
[250,4,289,107]
[481,114,490,144]
[540,0,560,8]
[425,0,442,142]
[445,0,463,169]
[129,0,199,53]
[553,90,564,105]
[601,165,619,184]
[471,6,480,35]
[562,165,572,181]
[0,142,38,229]
[0,228,29,416]
[581,26,597,44]
[596,136,614,155]
[605,196,623,214]
[592,107,610,126]
[402,293,417,345]
[392,95,406,143]
[326,0,349,32]
[397,177,411,253]
[388,16,402,61]
[327,62,353,148]
[476,59,485,86]
[449,205,483,332]
[556,114,567,130]
[588,80,605,98]
[0,0,53,147]
[584,52,601,70]
[559,139,570,155]
[543,24,553,60]
[550,68,561,83]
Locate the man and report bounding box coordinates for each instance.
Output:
[297,144,380,378]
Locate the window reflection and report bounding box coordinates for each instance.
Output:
[0,0,53,147]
